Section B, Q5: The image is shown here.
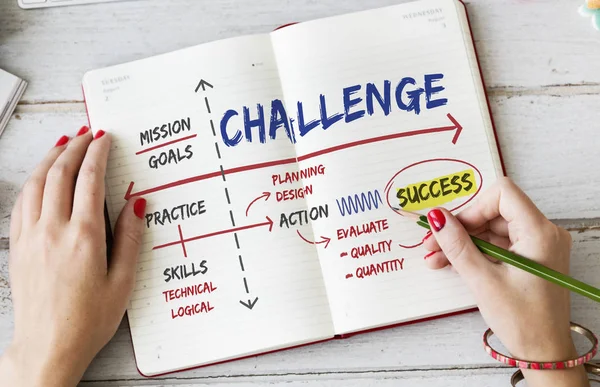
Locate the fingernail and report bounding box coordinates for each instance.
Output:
[422,230,432,242]
[424,251,436,260]
[77,126,90,136]
[55,135,69,147]
[94,130,105,140]
[133,198,147,219]
[427,209,446,232]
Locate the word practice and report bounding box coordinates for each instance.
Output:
[145,200,207,228]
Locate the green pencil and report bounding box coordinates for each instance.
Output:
[393,207,600,303]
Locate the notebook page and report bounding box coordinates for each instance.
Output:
[83,35,333,375]
[271,0,503,334]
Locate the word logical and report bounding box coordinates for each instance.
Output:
[337,218,389,240]
[145,200,206,228]
[163,261,208,283]
[276,185,313,202]
[140,117,191,146]
[336,189,383,216]
[148,144,193,170]
[397,169,476,211]
[272,164,326,186]
[349,240,393,259]
[355,258,405,279]
[171,301,214,319]
[162,281,217,303]
[279,204,329,228]
[220,74,448,147]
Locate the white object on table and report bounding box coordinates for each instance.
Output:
[0,69,27,138]
[18,0,134,10]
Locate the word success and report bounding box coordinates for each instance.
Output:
[220,74,448,147]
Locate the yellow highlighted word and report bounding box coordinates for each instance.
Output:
[396,169,477,211]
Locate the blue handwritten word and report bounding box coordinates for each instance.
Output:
[220,74,448,147]
[336,190,383,217]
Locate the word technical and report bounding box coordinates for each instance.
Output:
[220,73,448,147]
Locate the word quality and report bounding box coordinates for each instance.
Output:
[220,73,448,147]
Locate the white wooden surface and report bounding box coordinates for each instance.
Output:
[0,0,599,385]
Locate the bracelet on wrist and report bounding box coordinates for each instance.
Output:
[510,362,600,386]
[483,322,598,370]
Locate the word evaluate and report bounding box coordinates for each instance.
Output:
[220,74,447,147]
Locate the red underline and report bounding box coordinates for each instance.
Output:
[135,134,198,155]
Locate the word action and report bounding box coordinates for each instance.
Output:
[280,204,329,228]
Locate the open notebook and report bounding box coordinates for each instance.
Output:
[82,0,504,376]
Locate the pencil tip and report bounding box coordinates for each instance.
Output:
[391,206,423,221]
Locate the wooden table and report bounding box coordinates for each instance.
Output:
[1,0,599,385]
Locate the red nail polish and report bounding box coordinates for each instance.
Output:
[133,198,147,219]
[77,126,90,136]
[424,251,436,260]
[94,130,105,140]
[55,135,69,147]
[427,209,446,232]
[422,230,432,242]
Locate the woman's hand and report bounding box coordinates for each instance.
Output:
[423,177,589,387]
[0,127,146,387]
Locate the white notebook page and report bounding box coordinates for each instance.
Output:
[83,35,333,376]
[271,0,503,334]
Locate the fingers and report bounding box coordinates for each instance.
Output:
[475,230,511,251]
[423,229,509,268]
[426,207,497,287]
[109,198,146,298]
[41,126,93,221]
[424,251,451,270]
[20,135,70,227]
[456,177,547,233]
[9,192,23,246]
[423,222,510,253]
[72,130,110,222]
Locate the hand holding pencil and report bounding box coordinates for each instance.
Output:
[421,178,591,387]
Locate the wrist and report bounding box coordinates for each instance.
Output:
[1,340,88,387]
[510,329,578,362]
[523,366,590,387]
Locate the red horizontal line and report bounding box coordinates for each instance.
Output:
[135,134,198,155]
[125,114,459,199]
[296,124,456,162]
[153,220,272,250]
[127,157,298,198]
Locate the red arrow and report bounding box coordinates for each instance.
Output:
[296,230,331,249]
[124,114,462,200]
[153,216,273,251]
[245,192,271,217]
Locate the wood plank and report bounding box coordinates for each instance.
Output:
[2,92,599,241]
[78,369,515,386]
[1,229,598,381]
[0,0,599,103]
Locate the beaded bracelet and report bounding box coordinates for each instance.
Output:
[511,362,600,386]
[483,322,598,370]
